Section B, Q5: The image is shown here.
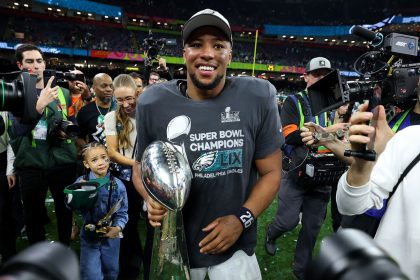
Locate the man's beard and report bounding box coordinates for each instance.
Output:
[190,73,224,91]
[98,95,112,104]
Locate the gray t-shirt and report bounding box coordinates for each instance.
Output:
[136,77,284,268]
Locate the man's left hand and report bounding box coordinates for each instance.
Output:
[199,215,243,254]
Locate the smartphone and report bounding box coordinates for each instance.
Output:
[43,69,57,88]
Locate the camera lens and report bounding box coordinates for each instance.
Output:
[60,121,79,138]
[306,229,408,280]
[0,79,24,111]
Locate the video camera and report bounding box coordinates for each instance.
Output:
[143,30,167,62]
[308,27,419,116]
[41,69,80,139]
[307,27,419,161]
[0,71,39,135]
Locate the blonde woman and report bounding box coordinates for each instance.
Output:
[104,74,142,279]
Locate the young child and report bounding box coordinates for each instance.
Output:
[77,142,128,280]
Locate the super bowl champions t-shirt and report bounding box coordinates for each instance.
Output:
[136,77,284,268]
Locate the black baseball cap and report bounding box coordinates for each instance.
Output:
[182,9,233,46]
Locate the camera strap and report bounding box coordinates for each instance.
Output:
[121,138,137,159]
[389,151,420,200]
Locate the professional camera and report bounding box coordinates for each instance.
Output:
[308,27,419,116]
[143,31,167,62]
[306,229,408,280]
[306,27,419,161]
[48,118,79,139]
[0,71,39,134]
[0,241,79,280]
[43,69,85,89]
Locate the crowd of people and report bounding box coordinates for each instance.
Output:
[98,0,417,27]
[0,6,419,280]
[2,10,363,70]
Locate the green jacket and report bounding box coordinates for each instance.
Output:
[9,87,77,170]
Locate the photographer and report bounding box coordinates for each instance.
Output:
[68,69,93,120]
[265,57,345,279]
[8,44,77,246]
[302,86,420,235]
[336,79,420,279]
[144,56,172,86]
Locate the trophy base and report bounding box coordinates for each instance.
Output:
[150,210,191,280]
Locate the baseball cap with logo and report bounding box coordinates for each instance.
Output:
[305,57,332,73]
[182,9,233,46]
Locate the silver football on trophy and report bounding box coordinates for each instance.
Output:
[141,141,192,211]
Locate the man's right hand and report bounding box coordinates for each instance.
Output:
[346,102,394,186]
[36,76,59,114]
[75,81,91,99]
[348,102,393,156]
[147,196,167,227]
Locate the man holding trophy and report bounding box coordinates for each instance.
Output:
[133,8,283,280]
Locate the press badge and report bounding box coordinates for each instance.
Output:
[33,119,48,140]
